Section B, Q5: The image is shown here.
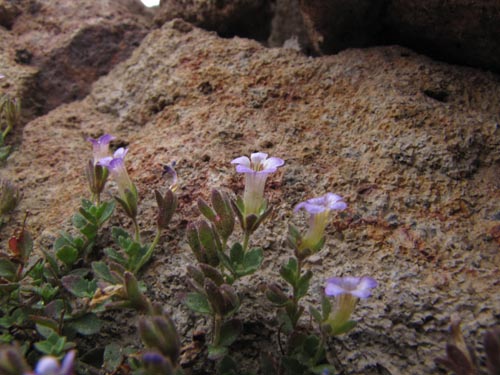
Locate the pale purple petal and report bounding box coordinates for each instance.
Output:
[231,156,250,167]
[250,152,268,165]
[235,165,255,174]
[97,156,113,167]
[60,351,76,375]
[0,74,5,80]
[34,356,59,375]
[262,157,285,170]
[113,147,128,160]
[87,134,115,146]
[325,276,377,299]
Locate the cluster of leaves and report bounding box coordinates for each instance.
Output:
[185,189,259,366]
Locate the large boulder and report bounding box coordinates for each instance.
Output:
[1,0,152,114]
[2,19,500,374]
[155,0,275,41]
[299,0,500,73]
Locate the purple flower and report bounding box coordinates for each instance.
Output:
[294,193,346,251]
[98,148,137,205]
[33,351,75,375]
[0,74,5,80]
[231,152,284,215]
[325,276,377,299]
[87,134,115,165]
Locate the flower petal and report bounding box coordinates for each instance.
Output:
[113,147,128,160]
[235,165,255,174]
[250,152,268,165]
[97,156,113,167]
[262,157,285,171]
[231,156,250,167]
[60,351,76,375]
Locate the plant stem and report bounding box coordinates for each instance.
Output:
[213,314,222,346]
[132,218,140,242]
[242,232,250,253]
[134,227,162,273]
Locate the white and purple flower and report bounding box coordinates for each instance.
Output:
[231,152,284,216]
[325,276,378,299]
[323,276,377,335]
[87,134,115,165]
[31,350,75,375]
[97,147,136,203]
[294,193,346,251]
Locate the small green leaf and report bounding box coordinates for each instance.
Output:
[207,344,227,360]
[229,242,244,265]
[309,306,322,324]
[69,313,102,335]
[321,296,331,321]
[219,319,242,347]
[103,248,127,267]
[92,261,117,284]
[0,258,17,279]
[280,258,298,286]
[61,275,97,298]
[185,292,212,314]
[296,270,312,300]
[96,200,115,225]
[103,343,123,372]
[56,245,79,266]
[239,247,263,275]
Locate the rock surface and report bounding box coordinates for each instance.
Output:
[2,18,500,375]
[299,0,500,73]
[1,0,152,115]
[155,0,275,41]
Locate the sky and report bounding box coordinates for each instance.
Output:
[141,0,160,7]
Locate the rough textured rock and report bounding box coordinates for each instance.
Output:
[267,0,312,53]
[2,19,500,374]
[2,0,152,114]
[299,0,500,73]
[299,0,387,54]
[155,0,275,41]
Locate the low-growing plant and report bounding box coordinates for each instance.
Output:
[0,132,389,375]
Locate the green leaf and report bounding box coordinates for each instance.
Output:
[92,261,117,284]
[296,271,312,300]
[112,226,130,243]
[198,198,217,221]
[69,313,102,335]
[185,292,212,314]
[239,247,263,275]
[280,258,298,286]
[103,248,127,267]
[96,200,115,225]
[34,332,67,356]
[321,296,331,321]
[103,343,123,372]
[309,306,322,324]
[207,344,227,360]
[61,275,97,298]
[56,245,79,266]
[0,258,17,279]
[229,242,244,265]
[219,319,242,347]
